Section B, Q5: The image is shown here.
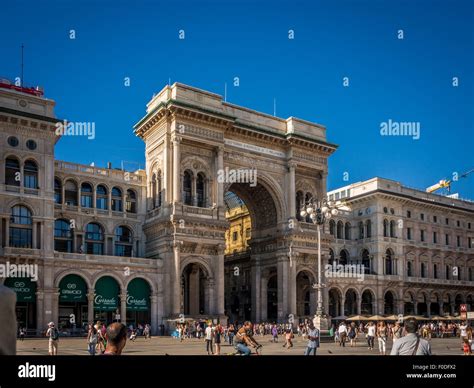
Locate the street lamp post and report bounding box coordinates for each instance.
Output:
[300,197,350,330]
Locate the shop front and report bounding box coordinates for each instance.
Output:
[94,276,120,325]
[4,277,37,332]
[58,274,88,335]
[126,278,151,327]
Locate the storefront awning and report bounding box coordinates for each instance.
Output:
[59,274,87,302]
[94,276,119,311]
[4,277,37,302]
[127,278,150,311]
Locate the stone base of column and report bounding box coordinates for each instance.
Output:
[313,314,330,331]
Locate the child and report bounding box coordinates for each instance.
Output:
[284,328,294,349]
[463,338,471,355]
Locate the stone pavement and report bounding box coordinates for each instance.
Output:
[15,335,465,356]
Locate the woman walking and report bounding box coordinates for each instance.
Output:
[365,321,376,350]
[376,321,388,355]
[348,322,357,347]
[87,324,98,355]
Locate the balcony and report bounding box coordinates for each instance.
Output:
[53,251,157,266]
[2,247,42,257]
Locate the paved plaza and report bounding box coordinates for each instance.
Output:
[16,335,465,356]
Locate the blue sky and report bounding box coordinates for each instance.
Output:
[2,0,473,198]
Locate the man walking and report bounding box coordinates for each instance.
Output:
[45,322,59,356]
[205,321,213,355]
[304,322,320,355]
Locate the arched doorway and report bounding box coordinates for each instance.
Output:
[296,271,313,317]
[182,263,209,316]
[404,292,415,315]
[58,274,88,334]
[126,278,151,326]
[344,289,358,316]
[267,275,278,321]
[417,294,428,316]
[94,276,120,324]
[430,294,440,316]
[443,294,452,315]
[384,290,396,314]
[328,288,342,317]
[361,289,374,315]
[4,277,37,331]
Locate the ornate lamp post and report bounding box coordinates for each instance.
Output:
[300,198,350,330]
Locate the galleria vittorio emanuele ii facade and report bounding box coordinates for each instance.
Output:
[1,82,473,335]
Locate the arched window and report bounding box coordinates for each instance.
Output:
[85,223,104,255]
[329,219,335,236]
[112,187,123,211]
[329,248,335,265]
[407,261,412,277]
[305,193,312,222]
[390,220,396,238]
[54,178,62,204]
[359,221,364,239]
[183,170,192,205]
[126,189,137,213]
[151,173,157,208]
[420,262,426,278]
[80,183,93,208]
[54,219,73,253]
[366,220,372,238]
[115,225,133,257]
[383,219,389,237]
[345,223,351,240]
[9,205,32,248]
[96,185,108,210]
[65,180,78,206]
[24,160,38,189]
[433,264,438,279]
[339,249,348,265]
[296,191,304,221]
[5,157,20,186]
[337,221,344,239]
[157,170,163,207]
[361,249,370,274]
[196,173,205,207]
[385,249,393,275]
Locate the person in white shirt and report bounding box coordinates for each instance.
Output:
[304,322,320,355]
[205,322,213,355]
[366,321,376,350]
[459,322,468,347]
[338,322,348,347]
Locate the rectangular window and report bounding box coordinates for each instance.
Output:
[469,222,472,230]
[9,228,32,248]
[232,231,238,241]
[420,213,424,221]
[469,237,472,249]
[433,231,437,244]
[407,227,412,240]
[406,210,411,218]
[433,215,437,223]
[445,234,449,246]
[457,235,461,247]
[96,197,108,210]
[457,220,461,227]
[420,230,425,242]
[445,218,449,225]
[81,195,93,208]
[112,199,122,212]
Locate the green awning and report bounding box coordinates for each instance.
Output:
[4,277,37,302]
[94,276,119,311]
[59,274,87,302]
[126,278,150,311]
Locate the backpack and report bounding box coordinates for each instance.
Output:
[51,328,59,341]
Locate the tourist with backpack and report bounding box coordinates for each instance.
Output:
[45,322,59,355]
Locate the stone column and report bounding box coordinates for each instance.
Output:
[52,291,60,328]
[216,147,224,208]
[150,294,158,334]
[172,136,181,203]
[32,221,37,249]
[260,275,267,322]
[251,262,261,322]
[216,245,225,315]
[120,291,128,323]
[357,296,362,315]
[341,295,346,316]
[4,217,10,247]
[172,242,182,314]
[288,162,296,219]
[87,291,95,324]
[192,176,197,206]
[163,134,169,204]
[277,255,289,322]
[36,290,44,335]
[288,256,297,317]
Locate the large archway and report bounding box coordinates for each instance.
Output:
[384,290,396,314]
[328,288,342,317]
[296,271,314,317]
[182,263,209,316]
[361,289,374,315]
[344,289,358,316]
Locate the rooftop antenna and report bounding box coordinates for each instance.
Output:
[224,82,227,102]
[21,44,24,86]
[273,98,276,116]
